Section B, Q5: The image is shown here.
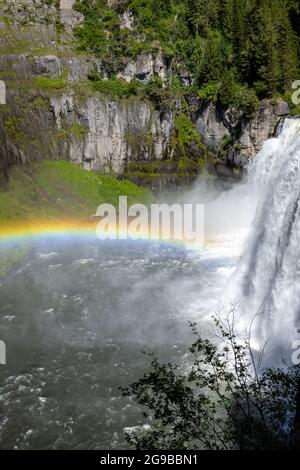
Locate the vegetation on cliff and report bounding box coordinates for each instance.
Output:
[74,0,300,115]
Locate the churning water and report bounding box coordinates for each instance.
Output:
[0,118,299,449]
[0,239,235,449]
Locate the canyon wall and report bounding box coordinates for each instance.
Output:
[0,0,290,189]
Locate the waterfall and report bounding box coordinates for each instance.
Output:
[237,118,300,353]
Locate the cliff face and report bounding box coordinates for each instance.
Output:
[0,52,175,185]
[0,0,290,189]
[0,1,184,188]
[195,100,290,172]
[51,92,174,173]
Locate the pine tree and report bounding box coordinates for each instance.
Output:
[222,0,234,41]
[197,32,225,84]
[218,68,236,107]
[187,0,219,36]
[231,0,250,81]
[74,0,300,104]
[277,2,299,91]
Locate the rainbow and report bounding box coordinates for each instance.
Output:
[0,219,192,248]
[0,220,242,258]
[0,219,99,244]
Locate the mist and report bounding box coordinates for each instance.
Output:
[2,120,300,448]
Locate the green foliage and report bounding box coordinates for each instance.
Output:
[127,0,190,57]
[218,70,259,118]
[89,76,142,98]
[55,122,88,141]
[70,122,88,139]
[143,77,178,108]
[284,90,300,115]
[74,0,300,114]
[239,87,259,118]
[218,69,237,108]
[289,105,300,116]
[30,96,49,109]
[198,82,219,102]
[73,0,131,74]
[177,156,205,174]
[175,114,205,157]
[123,314,300,450]
[3,116,24,144]
[195,32,228,85]
[88,73,182,104]
[34,76,66,90]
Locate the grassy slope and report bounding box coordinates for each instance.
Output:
[0,160,152,222]
[0,160,152,276]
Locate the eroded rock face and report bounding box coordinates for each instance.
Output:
[50,94,173,173]
[0,85,174,180]
[195,102,230,153]
[231,101,290,167]
[195,99,290,169]
[60,0,83,32]
[60,0,75,8]
[117,52,172,83]
[63,57,106,83]
[120,10,134,30]
[0,54,62,78]
[0,50,179,87]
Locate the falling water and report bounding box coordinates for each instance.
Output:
[237,118,300,353]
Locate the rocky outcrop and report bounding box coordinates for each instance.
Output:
[60,1,83,33]
[0,53,106,83]
[195,99,290,169]
[51,93,174,172]
[63,57,106,83]
[0,54,62,78]
[0,49,188,89]
[0,42,291,187]
[234,101,290,166]
[195,102,230,153]
[0,86,174,179]
[117,52,172,83]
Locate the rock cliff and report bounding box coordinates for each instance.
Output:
[195,100,290,172]
[0,0,290,190]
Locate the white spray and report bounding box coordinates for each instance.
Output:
[236,118,300,351]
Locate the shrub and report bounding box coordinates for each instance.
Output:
[198,81,219,102]
[175,114,205,157]
[218,70,258,118]
[34,76,66,90]
[122,311,300,450]
[89,76,142,98]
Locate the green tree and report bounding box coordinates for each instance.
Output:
[123,314,300,450]
[277,2,299,91]
[218,68,236,108]
[221,0,234,41]
[196,32,226,85]
[187,0,219,36]
[73,0,300,108]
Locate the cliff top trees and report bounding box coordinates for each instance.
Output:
[74,0,300,111]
